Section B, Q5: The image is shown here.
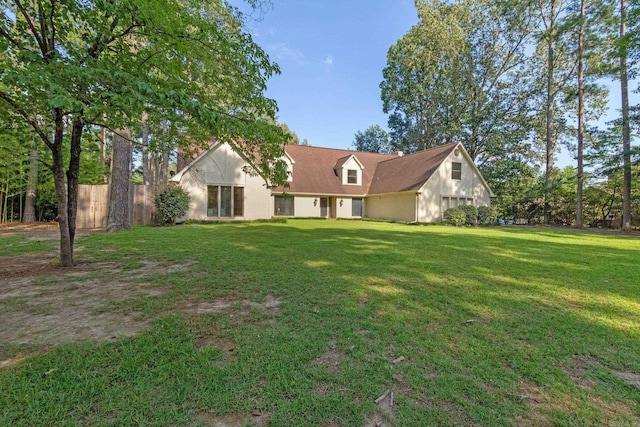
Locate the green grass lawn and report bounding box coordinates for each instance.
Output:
[1,220,639,426]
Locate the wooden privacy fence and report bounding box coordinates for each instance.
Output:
[76,184,160,229]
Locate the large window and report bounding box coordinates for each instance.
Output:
[441,196,473,212]
[207,186,244,218]
[451,162,462,180]
[347,169,358,184]
[274,196,294,216]
[352,198,363,217]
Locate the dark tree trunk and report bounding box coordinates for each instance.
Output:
[51,108,74,267]
[544,43,555,225]
[100,126,109,183]
[544,0,558,225]
[576,0,586,228]
[142,112,152,185]
[107,130,132,232]
[67,117,84,256]
[620,0,632,231]
[22,143,38,223]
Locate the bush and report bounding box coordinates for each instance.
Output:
[478,206,498,225]
[443,207,466,226]
[154,185,190,225]
[458,204,479,225]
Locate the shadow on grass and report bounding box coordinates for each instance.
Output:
[2,221,638,426]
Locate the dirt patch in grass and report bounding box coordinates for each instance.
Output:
[514,370,638,426]
[177,294,282,324]
[310,340,344,374]
[0,222,101,240]
[0,249,195,349]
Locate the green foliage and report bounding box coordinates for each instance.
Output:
[458,204,478,225]
[381,0,534,162]
[477,205,497,225]
[154,186,190,225]
[352,124,393,153]
[443,207,466,226]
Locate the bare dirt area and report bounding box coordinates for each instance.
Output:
[0,223,178,350]
[0,255,168,347]
[0,223,283,367]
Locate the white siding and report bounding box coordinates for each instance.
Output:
[293,196,320,217]
[418,149,492,222]
[177,144,271,220]
[366,193,416,222]
[336,197,362,218]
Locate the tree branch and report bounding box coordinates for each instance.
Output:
[0,91,53,149]
[15,0,48,60]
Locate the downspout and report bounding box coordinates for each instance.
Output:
[415,192,421,223]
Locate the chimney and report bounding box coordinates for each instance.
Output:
[397,151,404,157]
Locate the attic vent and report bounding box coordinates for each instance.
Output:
[454,148,460,156]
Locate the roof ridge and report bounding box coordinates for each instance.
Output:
[285,144,396,158]
[376,142,459,164]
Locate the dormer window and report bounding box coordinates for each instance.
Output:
[334,154,363,185]
[347,169,358,184]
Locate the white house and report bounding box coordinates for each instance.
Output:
[170,142,494,222]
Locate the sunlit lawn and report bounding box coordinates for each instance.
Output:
[1,220,639,426]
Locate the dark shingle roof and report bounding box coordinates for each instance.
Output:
[274,143,460,196]
[274,145,396,195]
[367,143,459,195]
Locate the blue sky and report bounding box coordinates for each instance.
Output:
[236,1,635,169]
[239,0,418,150]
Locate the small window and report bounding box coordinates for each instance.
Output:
[451,162,462,180]
[274,196,294,216]
[347,169,358,184]
[233,187,244,217]
[352,198,363,217]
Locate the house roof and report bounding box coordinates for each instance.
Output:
[275,145,396,196]
[367,142,459,195]
[174,141,493,198]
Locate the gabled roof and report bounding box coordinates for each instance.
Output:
[368,142,459,195]
[333,154,364,171]
[274,145,396,196]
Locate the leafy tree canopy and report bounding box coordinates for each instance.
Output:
[352,125,393,153]
[0,0,288,265]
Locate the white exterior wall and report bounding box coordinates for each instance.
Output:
[418,150,492,222]
[293,196,320,217]
[177,144,271,220]
[365,193,417,222]
[336,197,364,218]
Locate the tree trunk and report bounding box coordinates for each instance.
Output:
[142,112,152,185]
[100,126,109,183]
[544,39,555,224]
[107,130,132,232]
[620,0,632,231]
[52,109,74,267]
[576,0,586,228]
[22,142,39,223]
[67,117,84,255]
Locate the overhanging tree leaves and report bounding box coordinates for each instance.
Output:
[1,0,288,266]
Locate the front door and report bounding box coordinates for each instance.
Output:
[320,197,328,217]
